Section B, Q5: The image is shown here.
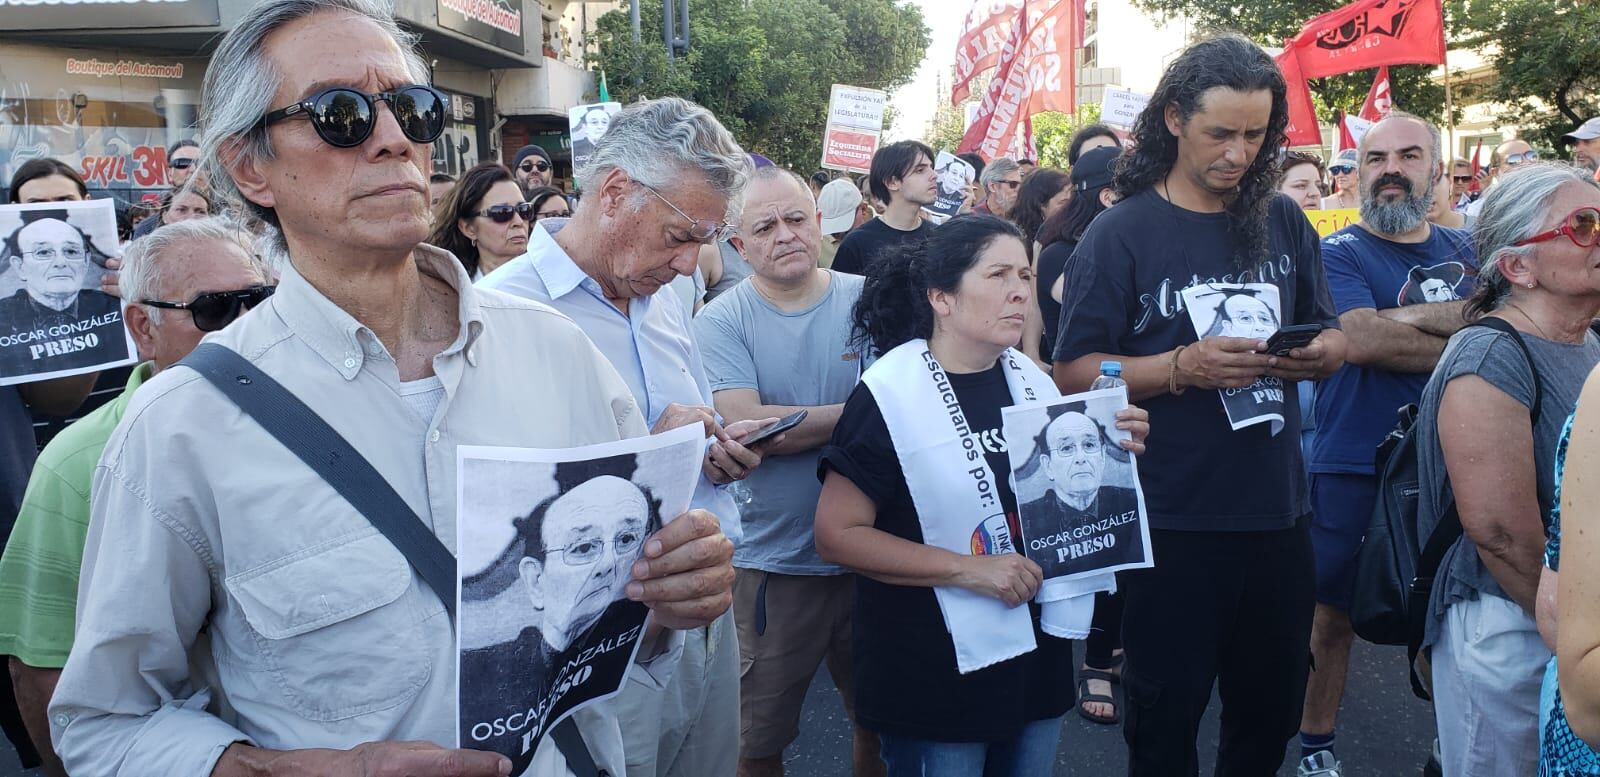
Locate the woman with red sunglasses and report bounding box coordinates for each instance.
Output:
[1413,162,1600,776]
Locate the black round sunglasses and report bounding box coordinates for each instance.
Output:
[142,286,276,332]
[260,85,446,149]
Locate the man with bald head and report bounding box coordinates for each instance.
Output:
[694,166,881,777]
[0,212,125,375]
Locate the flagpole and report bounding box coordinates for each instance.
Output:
[1441,0,1455,154]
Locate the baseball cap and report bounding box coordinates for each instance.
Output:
[1331,148,1359,168]
[1071,146,1118,192]
[1566,117,1600,141]
[818,178,863,234]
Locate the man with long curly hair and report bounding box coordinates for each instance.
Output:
[1050,34,1347,777]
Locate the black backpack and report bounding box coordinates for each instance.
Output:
[1348,316,1542,700]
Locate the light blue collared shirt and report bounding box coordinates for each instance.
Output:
[479,220,742,545]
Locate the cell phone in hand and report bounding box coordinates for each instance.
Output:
[1264,324,1324,356]
[740,409,808,447]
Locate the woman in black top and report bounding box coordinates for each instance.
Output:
[816,215,1149,776]
[1037,145,1120,360]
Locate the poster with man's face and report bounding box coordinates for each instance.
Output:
[567,101,622,176]
[924,151,975,222]
[1003,387,1153,582]
[0,198,135,386]
[456,423,702,775]
[1180,282,1287,434]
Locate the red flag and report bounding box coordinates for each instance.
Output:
[1287,0,1446,80]
[1470,136,1484,193]
[1359,66,1392,121]
[957,0,1079,159]
[952,0,1082,111]
[952,0,1025,105]
[1277,50,1322,147]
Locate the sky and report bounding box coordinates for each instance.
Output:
[884,0,966,142]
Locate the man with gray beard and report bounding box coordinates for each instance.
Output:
[1297,112,1478,777]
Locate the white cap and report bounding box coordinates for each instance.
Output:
[1566,117,1600,141]
[818,179,862,235]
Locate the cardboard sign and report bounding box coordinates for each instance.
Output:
[821,84,887,173]
[1100,87,1151,131]
[1308,208,1361,237]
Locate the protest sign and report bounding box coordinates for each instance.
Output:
[568,101,622,175]
[1099,87,1150,131]
[1180,282,1287,434]
[456,423,702,774]
[0,198,135,386]
[925,151,976,222]
[1004,386,1153,582]
[821,85,887,174]
[1307,207,1360,237]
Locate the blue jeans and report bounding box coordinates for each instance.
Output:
[878,717,1063,777]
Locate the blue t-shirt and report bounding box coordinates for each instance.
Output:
[1310,224,1476,474]
[1053,190,1340,531]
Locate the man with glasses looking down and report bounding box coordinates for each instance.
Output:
[0,217,271,777]
[48,2,739,776]
[482,96,779,777]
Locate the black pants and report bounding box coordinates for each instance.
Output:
[1085,590,1123,670]
[1120,518,1315,777]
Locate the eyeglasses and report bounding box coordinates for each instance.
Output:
[471,202,535,223]
[1513,206,1600,249]
[142,285,275,332]
[22,245,86,262]
[260,85,446,149]
[519,160,551,174]
[170,158,196,170]
[1053,439,1103,458]
[1503,150,1540,166]
[1329,165,1355,175]
[639,182,736,242]
[552,529,644,566]
[1452,175,1474,183]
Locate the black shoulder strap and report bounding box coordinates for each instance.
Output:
[181,343,605,775]
[1415,316,1548,591]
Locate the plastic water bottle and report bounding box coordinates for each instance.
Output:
[1089,360,1126,392]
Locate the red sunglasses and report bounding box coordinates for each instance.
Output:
[1513,206,1600,249]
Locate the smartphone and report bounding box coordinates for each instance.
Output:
[740,409,808,447]
[1264,324,1324,356]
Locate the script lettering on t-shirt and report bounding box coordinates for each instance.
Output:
[1134,254,1295,334]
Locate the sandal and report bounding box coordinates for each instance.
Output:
[1076,668,1120,725]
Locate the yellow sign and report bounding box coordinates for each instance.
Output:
[1306,208,1361,237]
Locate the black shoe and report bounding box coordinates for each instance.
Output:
[1422,739,1443,777]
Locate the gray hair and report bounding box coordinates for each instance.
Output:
[121,217,268,323]
[980,157,1021,189]
[575,97,752,221]
[1466,162,1600,318]
[198,0,429,253]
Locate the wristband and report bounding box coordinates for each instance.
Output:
[1169,346,1188,396]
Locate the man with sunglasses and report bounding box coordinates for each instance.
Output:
[0,217,269,777]
[1464,139,1542,218]
[131,140,206,240]
[482,95,773,777]
[1449,158,1477,212]
[513,144,555,192]
[50,2,738,777]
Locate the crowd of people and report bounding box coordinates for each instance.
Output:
[3,2,1600,777]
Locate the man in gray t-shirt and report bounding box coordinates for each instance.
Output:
[693,167,880,777]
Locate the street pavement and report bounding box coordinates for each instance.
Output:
[0,636,1436,776]
[786,638,1439,776]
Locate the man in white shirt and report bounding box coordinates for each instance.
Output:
[49,2,736,776]
[481,96,773,777]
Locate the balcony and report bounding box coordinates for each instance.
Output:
[497,55,593,117]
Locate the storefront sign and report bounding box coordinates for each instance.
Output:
[436,0,524,55]
[2,0,220,30]
[65,58,186,79]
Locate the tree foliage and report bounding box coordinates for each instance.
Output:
[1033,105,1103,169]
[589,0,929,170]
[1128,0,1600,149]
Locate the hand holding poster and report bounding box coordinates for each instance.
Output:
[456,423,703,774]
[1003,387,1153,583]
[1180,282,1287,434]
[0,198,135,386]
[568,101,622,176]
[925,151,976,222]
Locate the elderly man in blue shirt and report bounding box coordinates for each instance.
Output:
[481,96,777,777]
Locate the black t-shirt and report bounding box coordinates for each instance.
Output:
[830,217,934,276]
[818,363,1074,742]
[1036,238,1077,358]
[1052,189,1339,532]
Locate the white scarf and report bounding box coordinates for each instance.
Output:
[862,340,1098,673]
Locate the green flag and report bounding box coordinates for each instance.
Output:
[598,70,610,103]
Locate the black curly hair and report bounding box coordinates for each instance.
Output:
[1114,34,1288,269]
